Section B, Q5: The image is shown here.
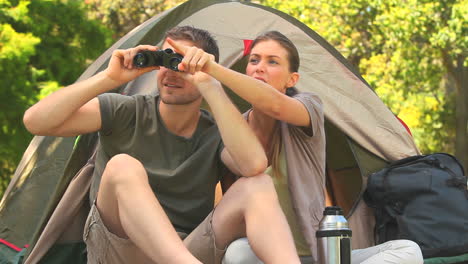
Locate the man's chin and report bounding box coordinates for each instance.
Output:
[160,95,202,105]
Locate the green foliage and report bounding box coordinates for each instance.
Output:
[85,0,186,39]
[1,0,465,196]
[257,0,467,157]
[0,0,112,196]
[26,0,113,85]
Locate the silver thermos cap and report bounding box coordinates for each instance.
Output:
[316,206,352,264]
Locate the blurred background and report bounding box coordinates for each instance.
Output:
[0,0,466,196]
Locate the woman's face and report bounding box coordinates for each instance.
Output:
[246,40,297,93]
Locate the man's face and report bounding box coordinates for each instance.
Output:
[156,39,202,105]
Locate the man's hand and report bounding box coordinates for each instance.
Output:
[104,45,161,85]
[167,38,216,74]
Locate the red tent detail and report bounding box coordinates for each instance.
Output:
[395,115,412,136]
[243,39,253,56]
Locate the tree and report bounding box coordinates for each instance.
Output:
[0,0,112,196]
[85,0,186,39]
[257,0,467,169]
[0,0,40,194]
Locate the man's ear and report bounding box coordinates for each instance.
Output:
[287,72,300,88]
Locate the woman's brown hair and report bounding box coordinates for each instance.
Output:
[250,31,301,178]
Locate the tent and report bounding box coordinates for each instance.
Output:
[0,0,421,263]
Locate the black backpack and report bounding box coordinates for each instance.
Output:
[364,153,468,258]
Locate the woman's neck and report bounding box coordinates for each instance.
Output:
[249,108,276,132]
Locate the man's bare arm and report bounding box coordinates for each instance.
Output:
[23,45,159,137]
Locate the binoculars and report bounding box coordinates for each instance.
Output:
[133,48,183,71]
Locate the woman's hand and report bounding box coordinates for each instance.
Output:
[167,38,216,74]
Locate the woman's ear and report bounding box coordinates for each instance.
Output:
[287,72,300,88]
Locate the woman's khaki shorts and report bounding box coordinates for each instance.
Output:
[83,204,226,264]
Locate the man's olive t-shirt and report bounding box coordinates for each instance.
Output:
[90,93,226,234]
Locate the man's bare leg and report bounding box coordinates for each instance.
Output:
[96,154,201,264]
[212,174,300,264]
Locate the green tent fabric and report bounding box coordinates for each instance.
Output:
[0,0,424,263]
[0,240,26,264]
[424,254,468,264]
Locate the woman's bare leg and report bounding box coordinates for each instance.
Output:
[212,174,300,264]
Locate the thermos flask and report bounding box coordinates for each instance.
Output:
[316,206,352,264]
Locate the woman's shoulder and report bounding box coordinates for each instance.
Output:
[293,92,323,104]
[292,92,324,113]
[287,92,325,138]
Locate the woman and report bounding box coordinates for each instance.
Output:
[169,31,423,264]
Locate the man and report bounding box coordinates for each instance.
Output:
[23,26,300,264]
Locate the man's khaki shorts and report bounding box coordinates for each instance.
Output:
[83,203,226,264]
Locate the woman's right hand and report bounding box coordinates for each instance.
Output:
[166,38,216,75]
[104,45,160,86]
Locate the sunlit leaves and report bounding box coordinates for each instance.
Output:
[0,0,112,195]
[85,0,186,38]
[256,0,465,155]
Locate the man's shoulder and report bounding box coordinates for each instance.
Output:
[197,109,222,141]
[99,93,158,103]
[98,93,159,134]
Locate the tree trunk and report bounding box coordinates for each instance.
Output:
[454,55,468,172]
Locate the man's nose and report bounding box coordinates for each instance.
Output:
[165,68,181,76]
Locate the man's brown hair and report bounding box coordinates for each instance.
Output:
[165,26,220,63]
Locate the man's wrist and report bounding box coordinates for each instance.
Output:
[97,71,124,91]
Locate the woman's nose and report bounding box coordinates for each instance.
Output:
[255,61,266,72]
